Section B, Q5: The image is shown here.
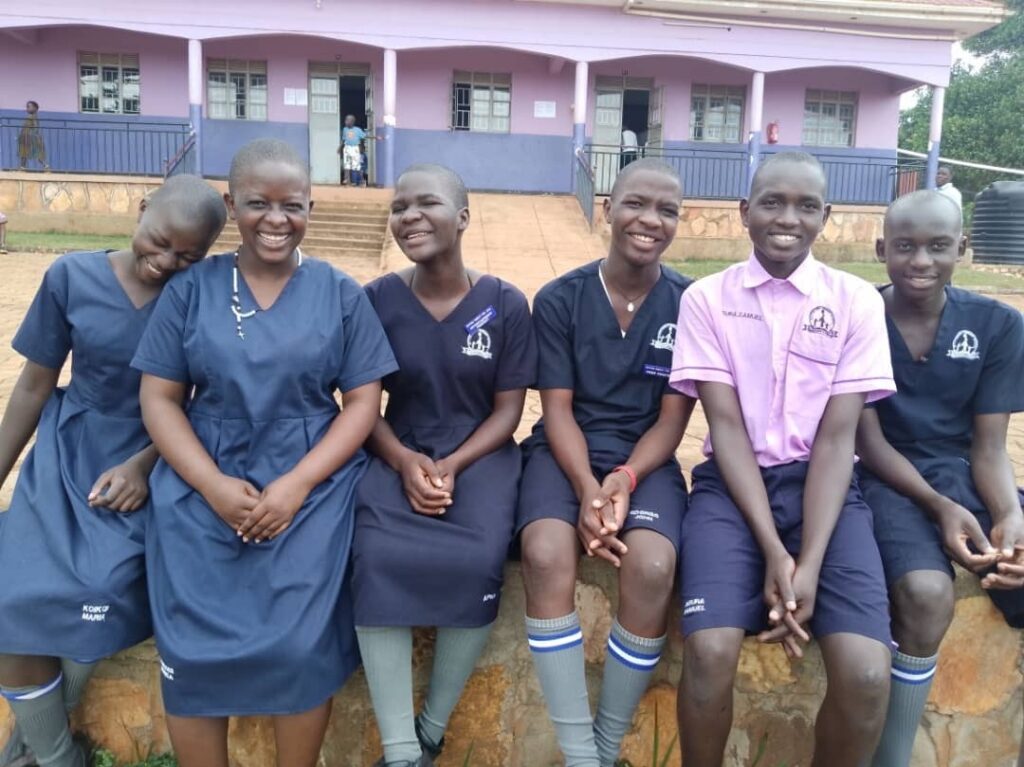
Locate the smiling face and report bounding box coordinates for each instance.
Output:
[741,160,830,277]
[389,170,468,264]
[936,167,952,187]
[225,159,311,267]
[604,168,681,268]
[877,193,964,303]
[130,202,214,286]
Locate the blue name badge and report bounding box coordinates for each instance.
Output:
[643,364,671,378]
[465,305,497,335]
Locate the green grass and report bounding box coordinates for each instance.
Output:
[669,259,1024,293]
[6,231,129,253]
[91,750,177,767]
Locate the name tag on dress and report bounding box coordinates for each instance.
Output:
[643,364,671,378]
[465,306,497,335]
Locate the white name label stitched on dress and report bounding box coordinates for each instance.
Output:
[683,597,706,616]
[629,508,660,522]
[160,659,175,681]
[81,603,109,622]
[464,305,497,335]
[643,364,670,378]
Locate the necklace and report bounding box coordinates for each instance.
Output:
[231,249,303,339]
[598,260,652,313]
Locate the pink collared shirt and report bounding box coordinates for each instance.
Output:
[670,253,895,467]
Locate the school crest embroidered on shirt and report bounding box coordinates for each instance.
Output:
[802,306,838,338]
[650,323,676,351]
[462,328,493,360]
[947,329,980,360]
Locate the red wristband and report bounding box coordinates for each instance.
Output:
[612,465,637,493]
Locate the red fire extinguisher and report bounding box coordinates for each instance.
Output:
[766,121,780,144]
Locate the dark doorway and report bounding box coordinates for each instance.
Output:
[622,88,651,146]
[339,75,368,131]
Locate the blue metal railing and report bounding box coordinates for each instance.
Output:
[164,131,197,178]
[584,144,925,206]
[574,147,595,228]
[1,116,192,176]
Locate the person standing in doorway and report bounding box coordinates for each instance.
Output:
[620,126,639,170]
[18,101,48,172]
[935,166,962,212]
[339,115,368,187]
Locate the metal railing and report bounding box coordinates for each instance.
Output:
[164,131,197,178]
[574,147,596,228]
[584,144,925,206]
[1,116,193,176]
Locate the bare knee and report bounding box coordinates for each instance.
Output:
[683,630,744,698]
[890,570,954,655]
[823,639,891,726]
[0,654,60,688]
[521,521,577,604]
[620,538,676,605]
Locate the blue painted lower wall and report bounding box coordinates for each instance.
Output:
[0,110,190,176]
[393,128,573,194]
[201,119,309,177]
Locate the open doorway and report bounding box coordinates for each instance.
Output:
[592,76,654,194]
[309,62,375,185]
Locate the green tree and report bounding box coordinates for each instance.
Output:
[963,0,1023,55]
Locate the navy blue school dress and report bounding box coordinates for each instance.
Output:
[0,251,154,661]
[131,253,397,716]
[516,261,691,548]
[859,286,1024,626]
[352,274,537,628]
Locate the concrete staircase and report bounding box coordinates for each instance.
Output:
[212,197,389,272]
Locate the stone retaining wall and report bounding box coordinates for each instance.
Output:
[0,561,1019,767]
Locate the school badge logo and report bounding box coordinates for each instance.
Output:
[947,329,980,361]
[462,328,493,360]
[650,323,676,351]
[803,306,838,338]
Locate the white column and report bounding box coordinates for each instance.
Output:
[748,71,765,138]
[187,39,203,174]
[382,48,397,186]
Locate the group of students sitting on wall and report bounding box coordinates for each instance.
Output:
[0,141,1021,767]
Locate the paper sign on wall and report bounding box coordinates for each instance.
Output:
[534,100,556,118]
[284,88,309,106]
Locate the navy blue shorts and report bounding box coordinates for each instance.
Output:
[679,460,892,647]
[859,456,1024,629]
[516,444,688,551]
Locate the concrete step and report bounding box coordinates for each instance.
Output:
[310,222,387,234]
[311,212,388,225]
[305,230,383,243]
[312,202,388,214]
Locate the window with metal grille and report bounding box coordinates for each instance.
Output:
[79,53,140,115]
[451,72,511,133]
[803,89,857,147]
[690,85,744,143]
[207,59,268,121]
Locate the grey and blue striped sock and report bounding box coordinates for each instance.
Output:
[594,619,665,767]
[526,612,598,767]
[0,674,84,767]
[871,649,938,767]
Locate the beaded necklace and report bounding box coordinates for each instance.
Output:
[231,248,303,339]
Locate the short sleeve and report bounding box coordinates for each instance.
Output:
[13,257,72,369]
[669,285,734,398]
[532,286,575,390]
[495,286,537,391]
[130,273,193,383]
[974,308,1024,414]
[831,286,895,403]
[334,277,399,392]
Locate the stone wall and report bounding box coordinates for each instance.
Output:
[0,562,1019,767]
[594,200,886,263]
[0,173,162,235]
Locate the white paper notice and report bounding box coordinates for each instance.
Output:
[534,100,556,118]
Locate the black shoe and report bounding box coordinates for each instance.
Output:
[414,717,445,760]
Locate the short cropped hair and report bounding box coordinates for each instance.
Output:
[228,139,309,194]
[150,174,227,241]
[398,163,470,210]
[610,158,682,199]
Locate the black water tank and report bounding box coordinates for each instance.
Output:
[971,180,1024,265]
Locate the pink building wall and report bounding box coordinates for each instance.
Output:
[0,26,188,117]
[763,68,904,150]
[396,48,574,135]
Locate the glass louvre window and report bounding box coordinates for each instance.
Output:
[803,89,857,147]
[79,53,140,114]
[451,71,511,133]
[690,85,744,143]
[207,59,268,121]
